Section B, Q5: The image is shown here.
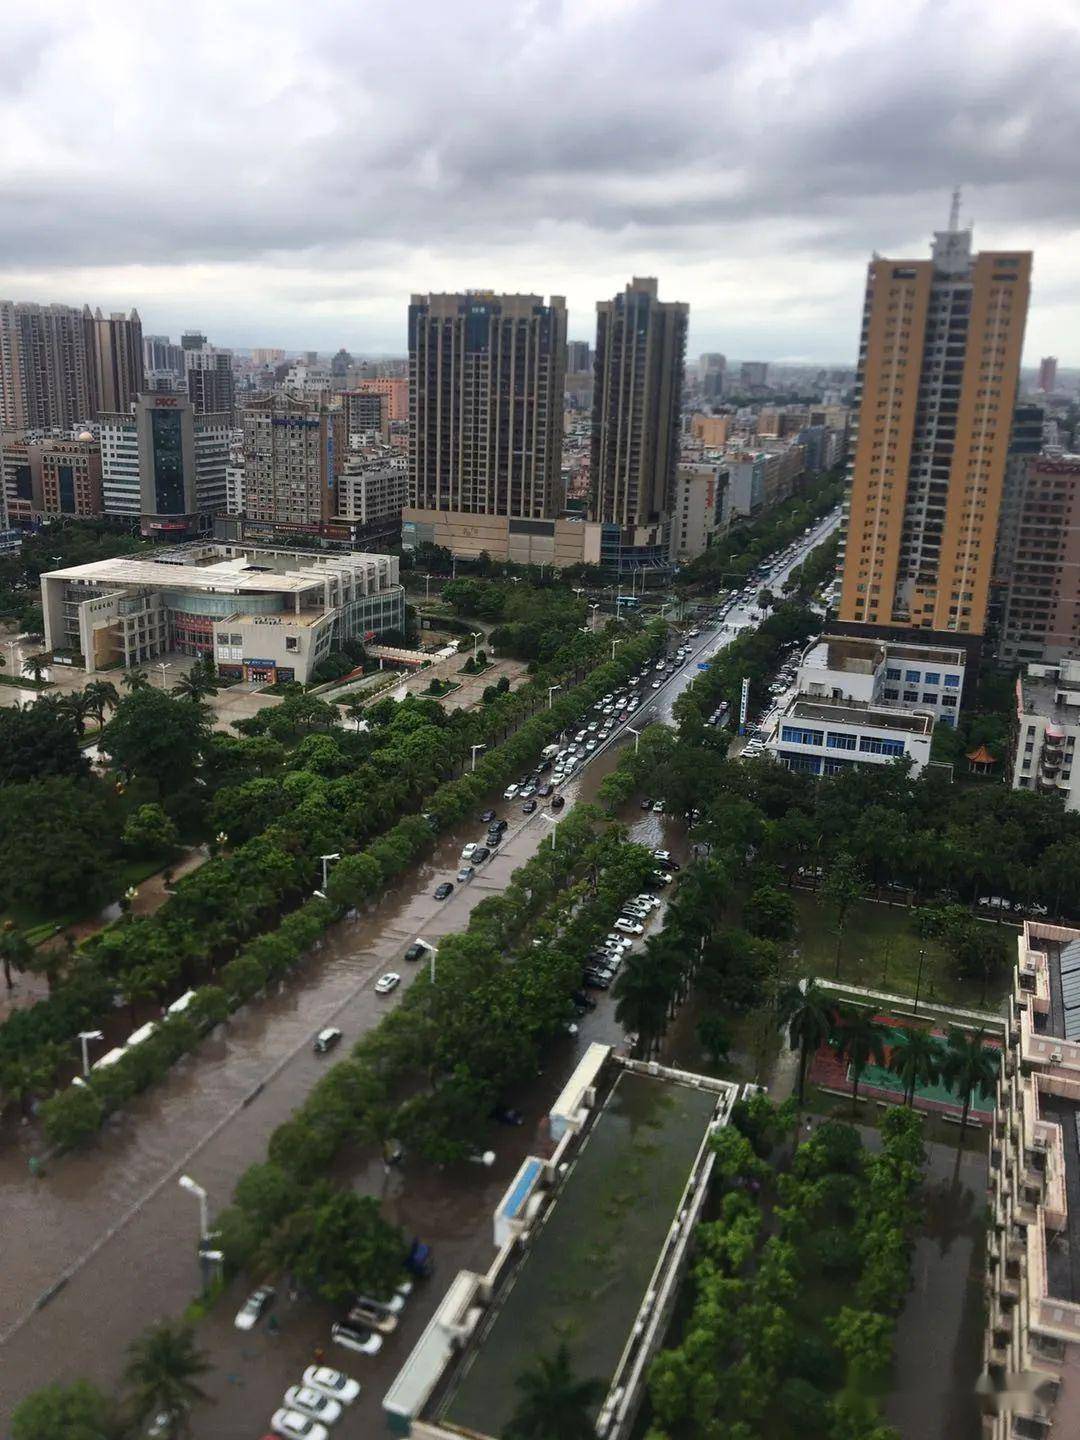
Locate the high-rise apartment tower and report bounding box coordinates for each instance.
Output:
[408,291,567,520]
[589,277,687,542]
[1038,356,1058,393]
[837,202,1031,638]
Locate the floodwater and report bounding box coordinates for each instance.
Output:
[0,642,692,1429]
[887,1142,987,1440]
[0,513,840,1429]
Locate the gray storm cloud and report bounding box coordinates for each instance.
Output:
[1,0,1077,358]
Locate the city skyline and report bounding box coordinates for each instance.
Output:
[4,1,1080,362]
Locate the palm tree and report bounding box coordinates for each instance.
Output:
[886,1026,942,1107]
[777,977,833,1106]
[123,1319,211,1438]
[613,953,671,1058]
[173,660,218,702]
[123,668,150,692]
[833,1004,887,1115]
[939,1028,1000,1143]
[84,679,120,729]
[22,652,49,684]
[61,689,93,734]
[504,1343,604,1440]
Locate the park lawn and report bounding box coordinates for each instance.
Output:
[1,855,173,942]
[789,889,1011,1013]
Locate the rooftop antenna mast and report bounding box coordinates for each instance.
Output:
[949,185,962,231]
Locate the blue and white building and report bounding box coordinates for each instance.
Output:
[766,694,935,776]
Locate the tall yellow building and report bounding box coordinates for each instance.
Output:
[838,205,1031,638]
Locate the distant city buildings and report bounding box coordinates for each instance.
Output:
[184,341,235,419]
[0,300,143,430]
[342,389,390,445]
[251,347,285,366]
[1038,355,1058,393]
[739,360,768,391]
[699,352,726,400]
[241,394,344,530]
[837,202,1032,647]
[566,339,591,373]
[590,277,688,571]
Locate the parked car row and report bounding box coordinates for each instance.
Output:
[582,850,679,990]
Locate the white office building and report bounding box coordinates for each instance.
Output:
[669,462,728,562]
[1012,659,1080,808]
[795,634,965,727]
[40,544,404,682]
[765,694,934,776]
[336,454,407,529]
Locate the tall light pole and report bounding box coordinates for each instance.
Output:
[178,1173,209,1242]
[315,852,340,898]
[611,638,623,662]
[416,937,438,985]
[470,631,482,660]
[157,661,171,689]
[77,1029,103,1077]
[547,684,561,710]
[627,725,642,755]
[424,573,431,602]
[542,813,559,849]
[589,603,600,632]
[470,743,485,772]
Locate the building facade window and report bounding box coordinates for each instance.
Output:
[826,731,857,750]
[858,735,905,756]
[781,725,824,746]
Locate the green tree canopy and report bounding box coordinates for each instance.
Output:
[103,689,209,793]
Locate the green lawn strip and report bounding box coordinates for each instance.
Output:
[788,889,1008,1010]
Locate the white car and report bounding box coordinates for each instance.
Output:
[331,1322,383,1355]
[503,783,519,800]
[651,679,662,689]
[585,739,598,751]
[652,800,665,813]
[375,972,401,995]
[605,934,632,951]
[651,870,673,886]
[614,918,644,936]
[283,1386,342,1426]
[302,1367,360,1405]
[234,1284,275,1331]
[635,894,662,909]
[460,842,478,861]
[271,1409,330,1440]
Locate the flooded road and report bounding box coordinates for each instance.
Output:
[0,514,839,1426]
[0,644,692,1427]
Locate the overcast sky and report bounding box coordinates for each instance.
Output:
[3,0,1078,363]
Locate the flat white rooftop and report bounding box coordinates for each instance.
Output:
[46,552,385,596]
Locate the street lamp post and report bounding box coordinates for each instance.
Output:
[542,813,558,849]
[178,1173,209,1242]
[470,743,484,772]
[314,852,340,898]
[547,684,561,710]
[424,573,431,602]
[157,661,171,689]
[611,638,622,662]
[470,631,482,660]
[627,725,642,755]
[415,937,438,985]
[913,947,926,1015]
[77,1029,103,1077]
